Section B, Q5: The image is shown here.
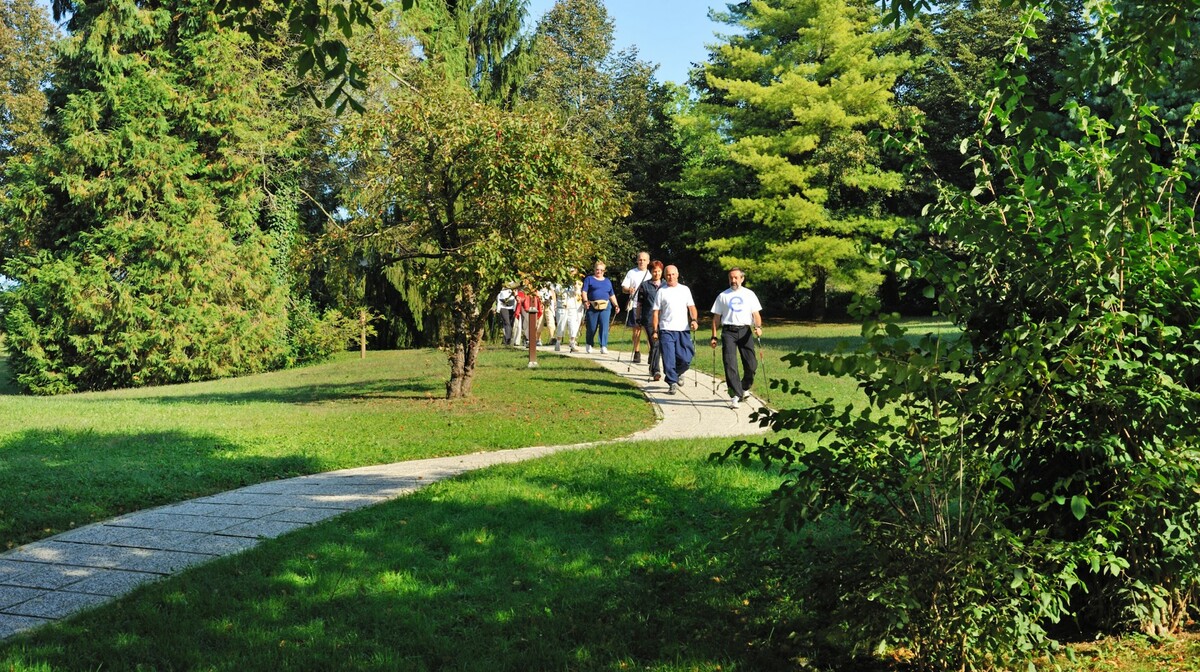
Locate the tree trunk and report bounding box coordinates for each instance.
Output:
[445,289,487,399]
[810,267,828,320]
[359,309,368,359]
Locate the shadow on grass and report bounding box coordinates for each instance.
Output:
[551,376,647,398]
[0,428,321,549]
[127,377,445,405]
[0,462,822,671]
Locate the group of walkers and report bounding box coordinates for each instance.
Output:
[616,252,763,404]
[496,251,763,407]
[495,274,586,352]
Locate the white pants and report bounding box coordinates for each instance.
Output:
[556,306,582,342]
[537,306,556,338]
[514,312,527,345]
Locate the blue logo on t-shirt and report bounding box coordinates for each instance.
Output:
[729,295,744,313]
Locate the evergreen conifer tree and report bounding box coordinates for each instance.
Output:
[1,0,296,393]
[693,0,915,317]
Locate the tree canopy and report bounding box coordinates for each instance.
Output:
[0,0,56,167]
[0,0,321,393]
[335,64,626,398]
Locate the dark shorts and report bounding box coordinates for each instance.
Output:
[624,305,640,328]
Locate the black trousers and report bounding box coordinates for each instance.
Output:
[640,321,663,375]
[721,325,757,397]
[499,308,515,344]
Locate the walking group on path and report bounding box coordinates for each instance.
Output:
[609,252,765,407]
[495,252,766,410]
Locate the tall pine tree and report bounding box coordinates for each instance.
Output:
[692,0,915,317]
[1,0,297,393]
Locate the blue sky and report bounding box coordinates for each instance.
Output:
[523,0,730,85]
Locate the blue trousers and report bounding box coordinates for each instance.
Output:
[585,307,612,347]
[659,330,695,385]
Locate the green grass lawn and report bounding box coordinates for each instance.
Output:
[0,348,653,549]
[604,316,955,408]
[0,439,814,671]
[3,321,1189,670]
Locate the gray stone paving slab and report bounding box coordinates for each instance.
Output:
[218,519,311,539]
[302,475,426,488]
[195,491,385,510]
[115,548,213,574]
[264,507,345,524]
[0,585,47,610]
[0,561,26,584]
[0,561,99,590]
[149,502,289,519]
[240,479,422,496]
[5,590,113,619]
[4,542,211,575]
[0,614,52,639]
[119,529,259,556]
[0,347,770,642]
[105,512,242,534]
[54,524,146,546]
[66,569,159,597]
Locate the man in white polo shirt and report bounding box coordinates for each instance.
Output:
[621,251,652,364]
[709,267,763,408]
[650,264,698,395]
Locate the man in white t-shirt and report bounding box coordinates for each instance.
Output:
[650,264,698,394]
[709,267,764,408]
[621,251,651,364]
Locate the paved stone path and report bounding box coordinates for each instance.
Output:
[0,347,770,640]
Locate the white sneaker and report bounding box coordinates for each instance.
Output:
[601,347,608,354]
[585,345,592,354]
[730,396,740,409]
[741,389,753,402]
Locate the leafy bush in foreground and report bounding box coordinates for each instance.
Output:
[719,2,1200,668]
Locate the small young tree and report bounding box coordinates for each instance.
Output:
[335,70,625,398]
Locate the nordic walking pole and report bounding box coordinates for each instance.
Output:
[692,323,700,388]
[755,333,768,385]
[711,333,718,394]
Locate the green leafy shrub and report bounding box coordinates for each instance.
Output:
[718,3,1200,668]
[286,299,357,365]
[2,215,289,394]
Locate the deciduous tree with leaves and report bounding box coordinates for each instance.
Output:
[335,67,625,398]
[0,0,56,170]
[719,0,1200,666]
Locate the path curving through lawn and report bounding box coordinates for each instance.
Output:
[0,348,769,640]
